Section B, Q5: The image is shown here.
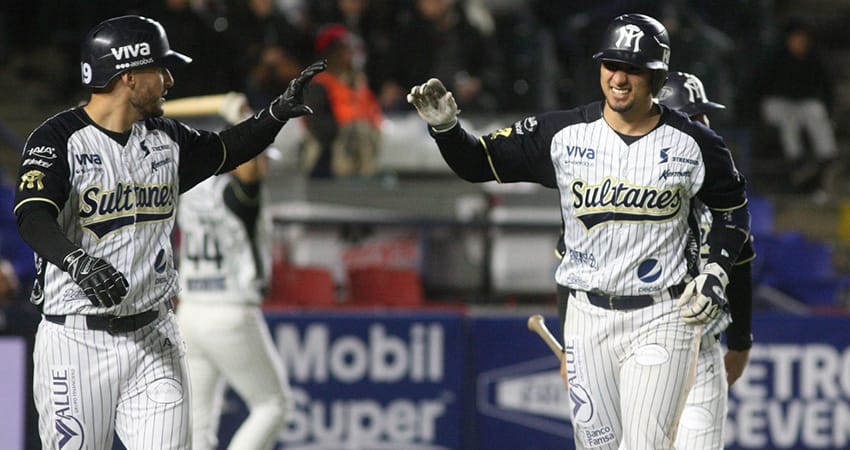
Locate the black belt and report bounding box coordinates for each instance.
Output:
[562,283,685,311]
[44,308,161,335]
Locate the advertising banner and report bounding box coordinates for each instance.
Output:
[725,313,850,449]
[216,310,466,450]
[469,312,850,450]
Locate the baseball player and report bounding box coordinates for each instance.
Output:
[175,94,290,450]
[13,15,324,449]
[408,13,750,449]
[656,71,754,449]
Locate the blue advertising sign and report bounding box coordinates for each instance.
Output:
[218,310,467,450]
[469,313,573,450]
[725,313,850,450]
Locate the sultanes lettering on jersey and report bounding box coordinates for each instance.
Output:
[79,182,175,239]
[570,177,682,230]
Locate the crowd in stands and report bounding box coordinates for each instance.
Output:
[0,0,819,120]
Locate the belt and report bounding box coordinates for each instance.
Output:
[564,283,685,311]
[44,302,169,335]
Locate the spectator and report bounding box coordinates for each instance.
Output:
[244,43,304,109]
[751,18,839,197]
[227,0,313,98]
[301,24,383,178]
[380,0,502,112]
[307,0,400,97]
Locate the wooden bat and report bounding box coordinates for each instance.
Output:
[527,314,564,362]
[162,94,229,117]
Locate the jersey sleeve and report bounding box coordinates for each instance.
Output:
[695,127,751,271]
[150,118,226,194]
[478,113,560,188]
[695,129,747,210]
[13,123,72,215]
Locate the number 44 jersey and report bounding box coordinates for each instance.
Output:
[177,174,268,305]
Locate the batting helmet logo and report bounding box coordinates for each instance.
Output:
[615,25,645,52]
[80,15,191,88]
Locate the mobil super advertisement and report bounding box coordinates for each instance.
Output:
[221,311,466,450]
[211,310,850,450]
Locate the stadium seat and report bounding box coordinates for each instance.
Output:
[266,262,337,308]
[747,194,775,237]
[347,267,424,307]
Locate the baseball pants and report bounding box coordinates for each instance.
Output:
[563,290,701,450]
[33,306,190,450]
[177,302,290,450]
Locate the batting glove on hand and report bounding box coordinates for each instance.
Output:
[269,59,327,122]
[407,78,459,132]
[64,249,129,307]
[677,262,730,325]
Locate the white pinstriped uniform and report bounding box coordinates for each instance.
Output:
[15,107,225,449]
[176,174,290,450]
[550,113,703,449]
[476,103,745,449]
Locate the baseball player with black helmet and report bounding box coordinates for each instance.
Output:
[657,71,754,449]
[408,13,750,449]
[13,15,325,449]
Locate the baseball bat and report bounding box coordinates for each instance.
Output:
[162,94,230,117]
[527,314,564,362]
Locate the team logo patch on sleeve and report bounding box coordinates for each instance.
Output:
[19,170,46,191]
[488,127,513,140]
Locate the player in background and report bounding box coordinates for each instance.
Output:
[175,93,291,450]
[408,13,750,449]
[13,15,324,449]
[657,71,754,449]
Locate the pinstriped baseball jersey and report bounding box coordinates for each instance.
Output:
[177,174,268,305]
[480,102,746,295]
[13,107,224,315]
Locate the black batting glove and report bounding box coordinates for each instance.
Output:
[269,59,327,122]
[64,249,129,307]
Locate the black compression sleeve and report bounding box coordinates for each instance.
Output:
[725,260,754,351]
[16,203,80,270]
[217,109,285,174]
[429,124,496,182]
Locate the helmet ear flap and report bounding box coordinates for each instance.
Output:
[651,70,668,96]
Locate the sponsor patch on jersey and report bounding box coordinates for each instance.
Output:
[571,178,682,230]
[22,158,53,169]
[151,158,173,172]
[637,258,662,283]
[578,424,616,448]
[27,145,56,159]
[659,169,692,180]
[141,140,171,158]
[568,249,598,269]
[19,170,45,191]
[513,116,538,135]
[154,249,168,273]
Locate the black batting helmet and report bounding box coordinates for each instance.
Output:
[80,15,191,89]
[593,13,670,94]
[657,72,725,117]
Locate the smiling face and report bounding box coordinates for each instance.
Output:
[128,66,174,119]
[599,60,654,115]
